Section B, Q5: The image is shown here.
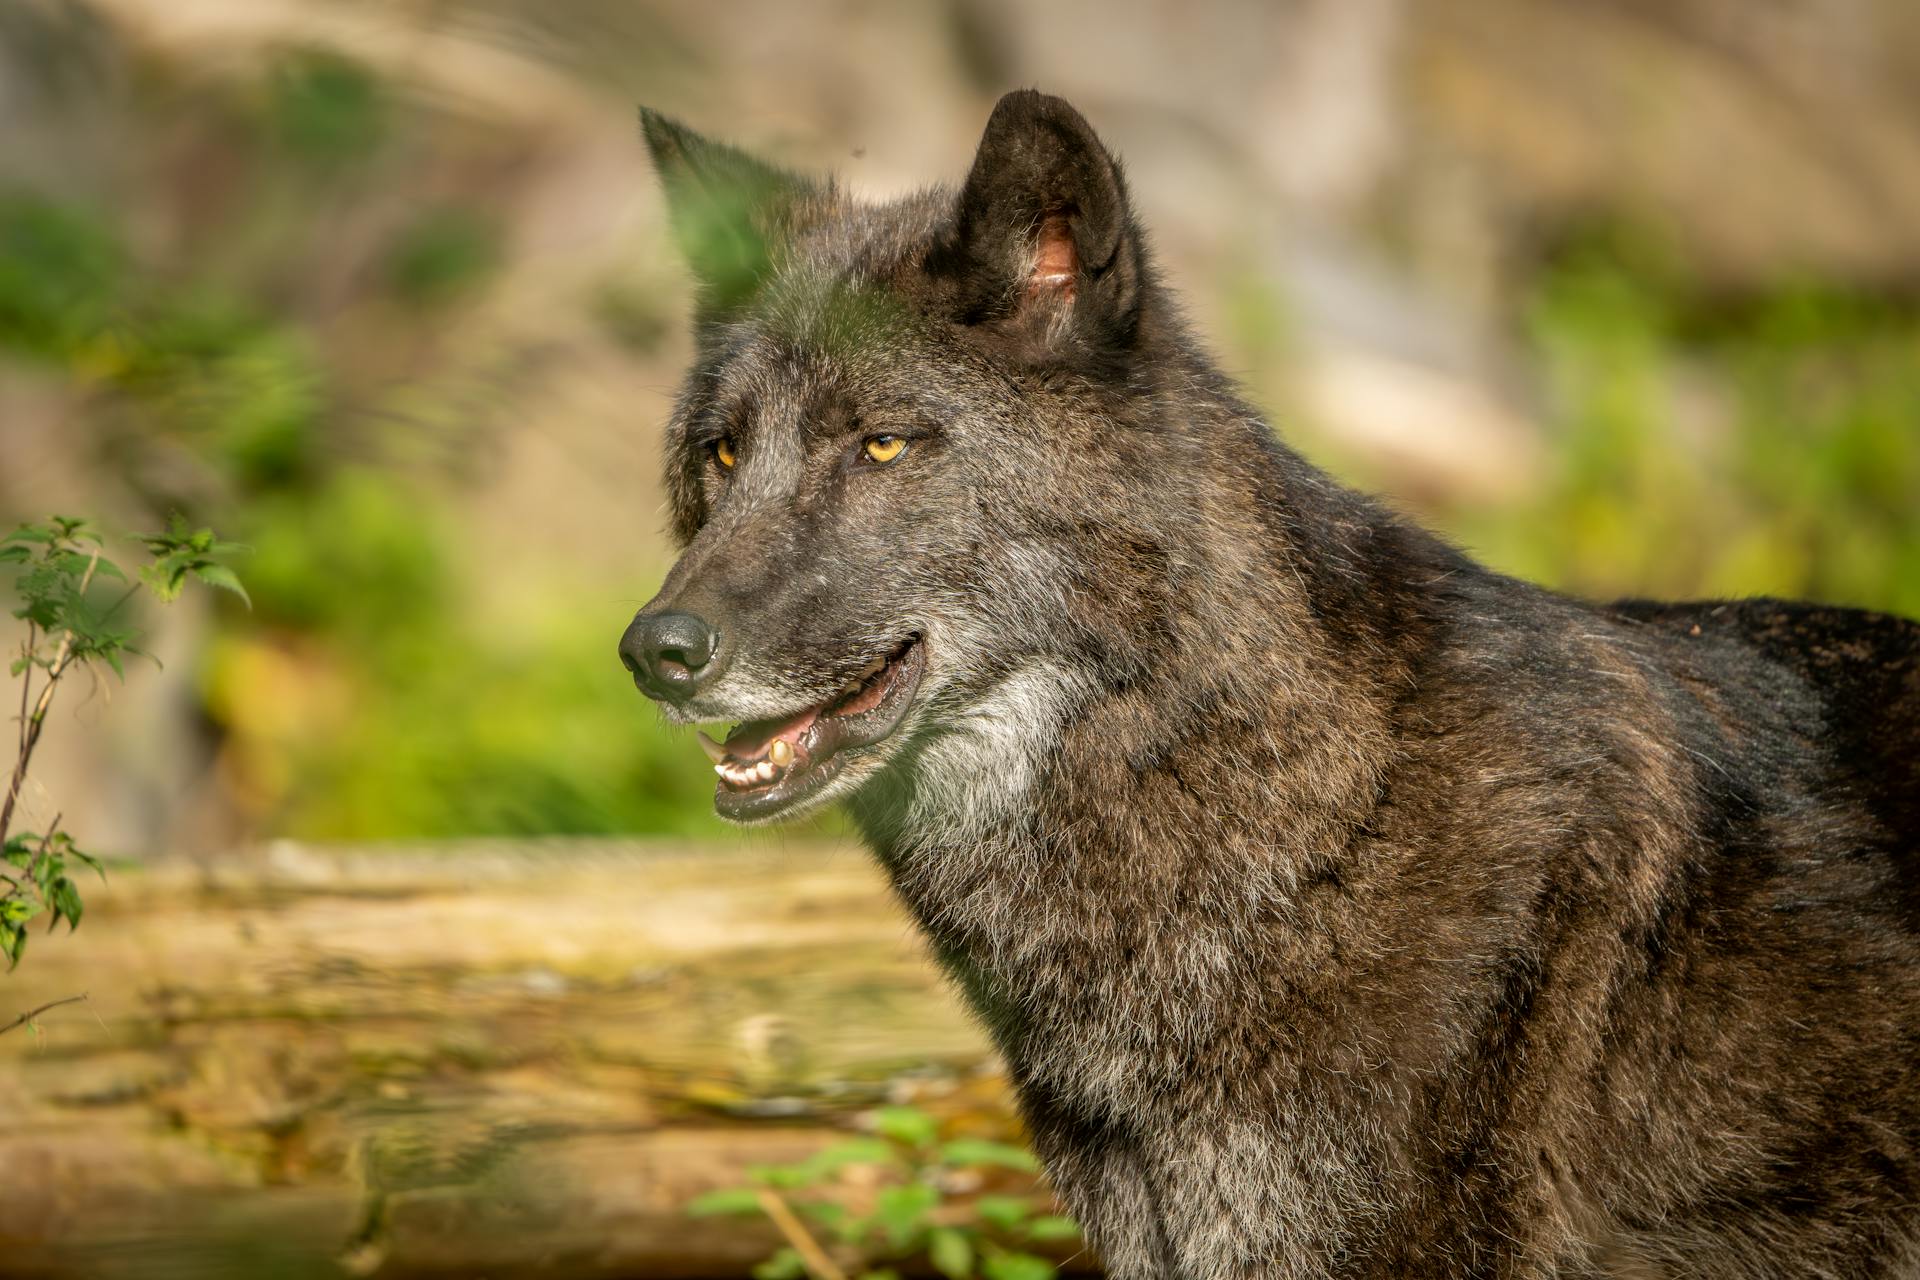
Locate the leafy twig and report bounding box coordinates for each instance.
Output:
[1,514,244,983]
[0,991,88,1036]
[1,549,99,841]
[691,1104,1073,1280]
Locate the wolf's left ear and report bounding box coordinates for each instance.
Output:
[641,108,817,317]
[932,90,1145,364]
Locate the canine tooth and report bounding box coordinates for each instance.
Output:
[714,763,729,777]
[770,739,794,766]
[698,732,728,764]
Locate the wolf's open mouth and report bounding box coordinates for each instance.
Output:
[697,635,926,820]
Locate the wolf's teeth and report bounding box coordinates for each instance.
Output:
[770,739,794,766]
[755,760,776,781]
[714,763,729,777]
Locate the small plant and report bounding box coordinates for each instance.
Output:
[689,1104,1079,1280]
[1,514,244,1016]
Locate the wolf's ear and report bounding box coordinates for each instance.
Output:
[641,108,816,316]
[931,90,1145,364]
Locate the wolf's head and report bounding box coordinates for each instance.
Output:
[621,91,1269,826]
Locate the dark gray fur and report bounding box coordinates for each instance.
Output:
[627,92,1920,1278]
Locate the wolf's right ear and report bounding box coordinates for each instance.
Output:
[930,90,1145,367]
[640,108,816,317]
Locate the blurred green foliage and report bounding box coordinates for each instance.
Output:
[1455,228,1920,619]
[0,43,721,842]
[689,1104,1076,1280]
[0,193,121,359]
[268,47,388,166]
[386,207,503,308]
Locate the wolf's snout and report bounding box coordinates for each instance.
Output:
[621,610,720,702]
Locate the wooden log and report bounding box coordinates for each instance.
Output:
[0,840,1073,1277]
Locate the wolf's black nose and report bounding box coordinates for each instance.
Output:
[621,610,720,701]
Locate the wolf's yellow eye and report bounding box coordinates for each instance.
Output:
[864,435,906,464]
[713,437,736,469]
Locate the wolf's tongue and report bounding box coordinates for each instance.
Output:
[700,707,821,764]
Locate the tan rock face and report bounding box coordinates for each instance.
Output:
[1401,0,1920,290]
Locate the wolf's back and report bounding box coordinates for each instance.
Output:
[1611,595,1920,863]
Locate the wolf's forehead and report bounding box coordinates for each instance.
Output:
[717,283,927,405]
[793,188,950,277]
[753,268,914,352]
[707,328,890,434]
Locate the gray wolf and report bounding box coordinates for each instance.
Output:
[619,91,1920,1278]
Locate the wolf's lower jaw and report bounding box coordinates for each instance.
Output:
[700,634,927,822]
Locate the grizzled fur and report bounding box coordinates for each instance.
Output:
[629,92,1920,1277]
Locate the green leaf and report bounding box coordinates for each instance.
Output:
[874,1183,939,1250]
[796,1199,847,1230]
[980,1252,1055,1280]
[0,545,28,563]
[52,550,123,582]
[51,877,82,932]
[1,897,43,925]
[687,1187,763,1217]
[70,847,108,883]
[937,1139,1039,1172]
[2,526,55,545]
[753,1161,822,1191]
[857,1271,902,1280]
[139,560,186,603]
[929,1226,975,1280]
[831,1207,873,1245]
[874,1105,940,1148]
[802,1137,896,1175]
[191,562,251,607]
[1023,1216,1079,1243]
[4,920,26,970]
[972,1196,1032,1232]
[750,1247,807,1280]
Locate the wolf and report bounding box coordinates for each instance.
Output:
[619,91,1920,1278]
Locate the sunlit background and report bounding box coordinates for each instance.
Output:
[2,1,1916,1275]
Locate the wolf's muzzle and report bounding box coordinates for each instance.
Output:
[621,609,721,703]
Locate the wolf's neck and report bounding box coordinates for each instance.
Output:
[854,421,1468,980]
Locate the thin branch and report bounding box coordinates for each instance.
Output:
[1,551,98,843]
[0,991,88,1037]
[15,621,33,762]
[754,1187,849,1280]
[97,581,141,626]
[31,817,58,864]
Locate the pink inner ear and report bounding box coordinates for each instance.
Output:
[1027,212,1077,304]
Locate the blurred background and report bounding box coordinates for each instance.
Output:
[0,0,1915,1275]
